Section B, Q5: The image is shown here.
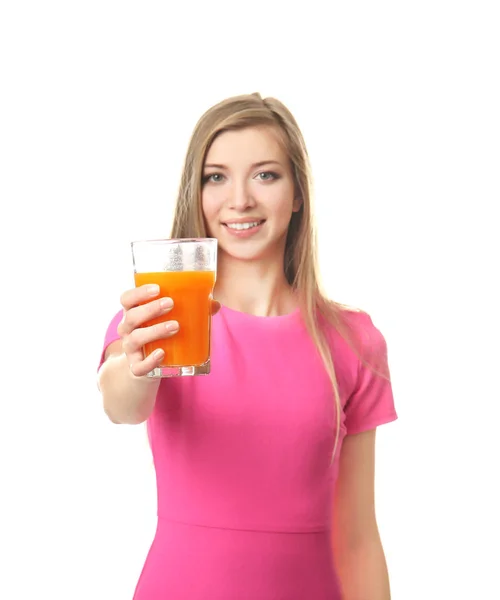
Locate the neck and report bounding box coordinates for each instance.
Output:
[214,252,297,317]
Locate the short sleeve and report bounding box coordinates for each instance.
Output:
[97,309,124,372]
[343,314,398,435]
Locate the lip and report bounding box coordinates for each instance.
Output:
[221,218,266,225]
[221,219,266,238]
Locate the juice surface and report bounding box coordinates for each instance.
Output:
[134,270,215,367]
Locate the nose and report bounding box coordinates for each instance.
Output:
[227,180,256,211]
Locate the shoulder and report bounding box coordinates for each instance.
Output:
[319,300,382,340]
[319,302,389,366]
[341,307,386,348]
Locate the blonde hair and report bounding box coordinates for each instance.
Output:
[171,93,374,458]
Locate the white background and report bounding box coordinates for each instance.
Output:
[1,1,498,598]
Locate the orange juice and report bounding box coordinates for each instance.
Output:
[134,270,215,367]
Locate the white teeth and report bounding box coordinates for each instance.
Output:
[226,221,261,230]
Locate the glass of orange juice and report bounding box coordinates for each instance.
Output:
[131,238,217,377]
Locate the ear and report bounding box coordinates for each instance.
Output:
[292,196,303,213]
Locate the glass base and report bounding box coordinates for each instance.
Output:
[147,359,211,378]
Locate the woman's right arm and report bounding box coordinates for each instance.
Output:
[98,342,162,425]
[97,284,179,425]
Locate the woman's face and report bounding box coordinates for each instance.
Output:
[201,126,300,263]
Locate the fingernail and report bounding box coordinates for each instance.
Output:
[160,298,173,310]
[165,321,179,332]
[147,284,160,296]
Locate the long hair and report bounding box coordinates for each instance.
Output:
[170,93,379,458]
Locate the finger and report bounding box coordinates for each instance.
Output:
[211,300,221,316]
[119,297,174,336]
[120,284,160,311]
[130,348,165,378]
[124,320,180,355]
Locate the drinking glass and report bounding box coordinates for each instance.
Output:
[131,238,217,377]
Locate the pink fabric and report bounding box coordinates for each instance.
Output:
[100,305,397,599]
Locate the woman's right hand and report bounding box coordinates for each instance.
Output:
[117,284,179,378]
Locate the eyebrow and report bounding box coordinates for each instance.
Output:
[203,160,282,170]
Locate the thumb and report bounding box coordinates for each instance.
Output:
[211,299,221,315]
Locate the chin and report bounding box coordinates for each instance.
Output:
[207,221,289,263]
[219,244,263,262]
[218,239,283,264]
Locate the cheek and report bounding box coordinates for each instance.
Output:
[201,191,225,238]
[271,186,296,220]
[201,191,218,223]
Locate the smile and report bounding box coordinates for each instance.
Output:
[223,220,265,231]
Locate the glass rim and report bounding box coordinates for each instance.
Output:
[131,237,217,247]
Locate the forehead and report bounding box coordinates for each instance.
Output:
[205,126,288,164]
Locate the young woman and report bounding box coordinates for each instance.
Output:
[98,93,398,600]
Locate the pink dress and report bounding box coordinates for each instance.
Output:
[99,305,397,599]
